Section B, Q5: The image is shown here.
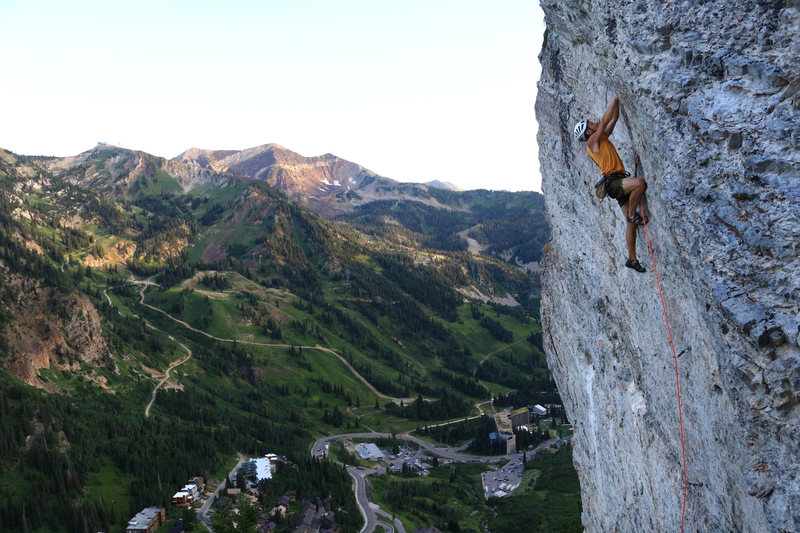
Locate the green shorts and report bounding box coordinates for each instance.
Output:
[605,175,629,206]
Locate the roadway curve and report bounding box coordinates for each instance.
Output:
[346,465,399,533]
[313,432,523,533]
[312,432,516,464]
[123,277,538,532]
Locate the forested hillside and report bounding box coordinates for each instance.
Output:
[337,189,548,267]
[0,145,557,532]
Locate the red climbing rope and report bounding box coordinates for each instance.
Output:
[641,211,688,532]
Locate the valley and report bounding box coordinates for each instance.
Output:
[0,144,578,533]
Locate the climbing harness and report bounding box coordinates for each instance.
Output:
[637,156,690,532]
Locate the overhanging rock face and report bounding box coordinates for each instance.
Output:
[536,2,799,531]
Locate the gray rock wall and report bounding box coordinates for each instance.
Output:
[536,1,799,531]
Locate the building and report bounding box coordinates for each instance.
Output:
[510,407,529,428]
[264,453,280,470]
[532,404,547,416]
[126,507,165,533]
[188,476,205,492]
[182,483,200,500]
[241,455,276,482]
[493,411,516,454]
[172,482,201,507]
[293,502,316,533]
[320,511,337,528]
[354,442,384,461]
[270,504,287,518]
[172,490,193,508]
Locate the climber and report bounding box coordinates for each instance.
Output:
[574,95,648,273]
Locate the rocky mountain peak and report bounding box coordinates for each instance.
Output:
[172,143,389,215]
[172,147,240,169]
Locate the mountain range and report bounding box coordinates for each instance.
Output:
[39,143,470,218]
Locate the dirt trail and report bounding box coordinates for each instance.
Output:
[124,276,516,414]
[106,280,194,417]
[130,279,415,403]
[145,337,192,418]
[479,337,530,364]
[105,276,520,419]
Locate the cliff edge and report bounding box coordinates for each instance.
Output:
[537,1,799,531]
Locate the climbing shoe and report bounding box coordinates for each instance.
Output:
[626,212,644,225]
[625,259,646,273]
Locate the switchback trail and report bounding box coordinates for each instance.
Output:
[130,279,412,404]
[127,277,516,417]
[144,336,192,418]
[105,284,193,417]
[479,337,530,365]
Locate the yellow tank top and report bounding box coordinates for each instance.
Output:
[587,134,625,175]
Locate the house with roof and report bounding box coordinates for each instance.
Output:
[126,507,165,533]
[172,490,193,508]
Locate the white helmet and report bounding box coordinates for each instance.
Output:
[573,119,588,141]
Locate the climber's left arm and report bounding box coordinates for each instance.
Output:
[601,95,620,135]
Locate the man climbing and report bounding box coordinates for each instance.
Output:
[574,95,648,273]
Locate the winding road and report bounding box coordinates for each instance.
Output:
[313,432,525,533]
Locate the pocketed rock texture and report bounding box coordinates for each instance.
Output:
[537,2,799,532]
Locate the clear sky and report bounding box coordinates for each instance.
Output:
[0,0,544,191]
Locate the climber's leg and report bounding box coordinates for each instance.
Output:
[621,177,647,220]
[620,202,638,260]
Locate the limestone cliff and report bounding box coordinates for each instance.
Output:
[537,1,799,532]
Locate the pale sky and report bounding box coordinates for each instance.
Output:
[0,1,544,191]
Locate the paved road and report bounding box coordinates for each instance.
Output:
[313,432,517,464]
[347,466,379,533]
[375,508,406,533]
[197,454,246,528]
[124,276,533,531]
[314,432,520,533]
[345,465,403,533]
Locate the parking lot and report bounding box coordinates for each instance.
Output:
[384,445,434,475]
[481,455,525,498]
